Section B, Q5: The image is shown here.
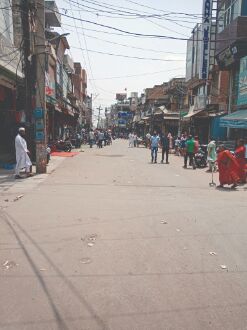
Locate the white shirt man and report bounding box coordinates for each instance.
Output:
[15,128,32,179]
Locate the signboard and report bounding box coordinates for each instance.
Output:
[118,111,132,118]
[116,93,127,101]
[237,56,247,106]
[200,0,212,80]
[118,119,127,127]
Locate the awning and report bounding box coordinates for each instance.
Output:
[220,110,247,129]
[163,116,179,120]
[183,109,205,119]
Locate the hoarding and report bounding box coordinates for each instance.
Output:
[116,93,127,101]
[237,56,247,106]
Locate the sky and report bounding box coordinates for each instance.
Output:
[55,0,202,119]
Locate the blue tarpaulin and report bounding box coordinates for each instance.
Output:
[220,110,247,129]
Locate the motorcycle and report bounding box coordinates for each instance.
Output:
[195,147,207,168]
[49,140,72,152]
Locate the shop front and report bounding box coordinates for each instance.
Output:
[220,56,247,140]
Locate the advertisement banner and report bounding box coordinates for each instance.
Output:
[237,56,247,106]
[116,93,127,101]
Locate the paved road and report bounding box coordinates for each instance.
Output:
[0,140,247,330]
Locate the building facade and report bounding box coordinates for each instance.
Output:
[216,0,247,138]
[0,0,23,162]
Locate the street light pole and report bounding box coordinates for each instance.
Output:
[34,0,47,173]
[97,106,102,129]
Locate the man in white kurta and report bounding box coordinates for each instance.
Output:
[15,128,32,179]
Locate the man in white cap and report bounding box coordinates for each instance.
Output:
[15,128,33,179]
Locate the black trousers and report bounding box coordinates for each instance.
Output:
[184,152,195,168]
[162,148,169,163]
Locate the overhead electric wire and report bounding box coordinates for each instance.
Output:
[60,24,185,55]
[67,1,97,95]
[59,0,199,26]
[123,0,202,18]
[89,67,185,80]
[74,0,202,19]
[42,7,190,41]
[70,46,185,61]
[74,0,99,96]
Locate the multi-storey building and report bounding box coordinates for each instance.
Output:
[185,0,229,142]
[0,0,23,162]
[216,0,247,138]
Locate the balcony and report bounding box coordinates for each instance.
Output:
[63,55,74,74]
[216,16,247,58]
[45,1,61,27]
[192,95,207,111]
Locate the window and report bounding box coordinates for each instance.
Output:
[218,0,243,32]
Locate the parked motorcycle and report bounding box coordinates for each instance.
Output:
[48,140,72,152]
[195,148,207,168]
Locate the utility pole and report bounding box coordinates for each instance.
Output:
[34,0,47,173]
[97,106,102,129]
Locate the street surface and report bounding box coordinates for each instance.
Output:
[0,140,247,330]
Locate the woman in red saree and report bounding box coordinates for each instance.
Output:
[217,145,240,188]
[235,139,246,183]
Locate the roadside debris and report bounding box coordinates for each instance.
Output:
[80,258,92,264]
[81,234,98,247]
[160,220,168,224]
[2,260,18,270]
[13,194,24,202]
[4,199,9,202]
[220,265,228,270]
[209,252,217,256]
[39,268,47,272]
[176,228,181,232]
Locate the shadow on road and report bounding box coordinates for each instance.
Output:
[1,211,108,330]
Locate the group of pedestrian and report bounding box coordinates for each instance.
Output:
[146,131,170,164]
[88,129,112,148]
[128,132,138,148]
[144,130,246,188]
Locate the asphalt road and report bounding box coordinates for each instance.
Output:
[0,140,247,330]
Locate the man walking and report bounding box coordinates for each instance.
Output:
[98,130,104,148]
[150,131,160,163]
[184,135,196,169]
[15,127,33,179]
[160,132,170,164]
[89,129,95,148]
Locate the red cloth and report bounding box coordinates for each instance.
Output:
[235,146,246,183]
[51,152,79,157]
[217,150,240,185]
